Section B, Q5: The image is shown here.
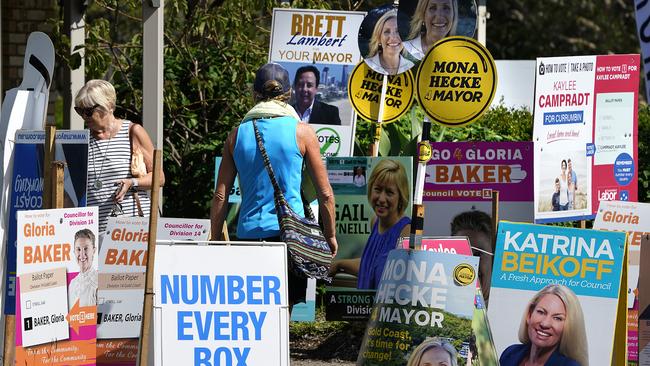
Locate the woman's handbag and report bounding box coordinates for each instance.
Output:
[252,120,332,282]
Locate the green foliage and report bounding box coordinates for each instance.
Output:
[355,101,533,157]
[49,0,649,219]
[487,1,639,59]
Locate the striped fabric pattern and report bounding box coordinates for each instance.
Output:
[87,120,151,233]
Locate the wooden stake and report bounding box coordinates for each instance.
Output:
[221,222,230,241]
[52,162,65,209]
[2,317,15,366]
[42,125,56,207]
[137,150,163,366]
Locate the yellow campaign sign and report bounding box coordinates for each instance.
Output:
[347,61,414,123]
[416,36,497,128]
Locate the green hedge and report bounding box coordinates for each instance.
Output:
[355,102,649,203]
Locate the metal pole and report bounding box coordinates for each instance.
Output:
[477,0,487,46]
[408,117,432,250]
[369,74,389,157]
[142,0,163,150]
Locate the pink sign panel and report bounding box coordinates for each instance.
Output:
[591,54,639,214]
[423,142,534,202]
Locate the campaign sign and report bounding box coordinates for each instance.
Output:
[153,243,289,366]
[590,55,639,216]
[348,62,414,123]
[213,157,242,203]
[638,234,650,365]
[415,36,497,128]
[488,221,626,366]
[269,8,363,66]
[269,8,364,127]
[5,130,89,315]
[357,249,478,365]
[157,217,210,241]
[311,124,354,157]
[533,54,639,223]
[325,157,412,320]
[400,237,499,366]
[594,201,650,363]
[422,142,534,236]
[96,217,210,365]
[97,217,149,340]
[16,207,98,365]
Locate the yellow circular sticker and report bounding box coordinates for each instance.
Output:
[418,140,432,163]
[416,36,497,127]
[453,263,476,286]
[348,61,414,123]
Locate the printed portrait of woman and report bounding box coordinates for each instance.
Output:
[329,159,411,289]
[407,338,458,366]
[399,0,477,60]
[359,7,415,75]
[500,284,588,366]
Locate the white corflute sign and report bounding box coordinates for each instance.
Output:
[153,243,289,366]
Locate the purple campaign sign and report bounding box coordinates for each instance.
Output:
[423,142,534,202]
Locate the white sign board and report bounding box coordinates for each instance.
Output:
[98,216,211,339]
[154,243,289,366]
[16,207,98,359]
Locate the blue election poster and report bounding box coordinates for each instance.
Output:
[488,221,626,366]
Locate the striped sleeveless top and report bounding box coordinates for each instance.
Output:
[87,120,151,233]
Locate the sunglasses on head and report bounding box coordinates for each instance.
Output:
[74,104,101,118]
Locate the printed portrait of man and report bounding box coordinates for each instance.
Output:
[292,65,342,125]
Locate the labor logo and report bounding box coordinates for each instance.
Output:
[348,61,414,123]
[416,36,497,127]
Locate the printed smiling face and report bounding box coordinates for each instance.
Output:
[380,17,403,58]
[424,0,454,42]
[418,346,452,366]
[527,293,566,351]
[74,237,95,273]
[295,71,318,111]
[370,178,401,223]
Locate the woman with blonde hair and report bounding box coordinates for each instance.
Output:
[329,159,410,289]
[365,9,414,75]
[407,338,458,366]
[500,284,588,366]
[75,79,164,232]
[403,0,458,60]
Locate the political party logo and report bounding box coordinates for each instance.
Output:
[416,36,497,128]
[598,188,619,201]
[348,61,414,123]
[316,127,341,157]
[620,190,629,201]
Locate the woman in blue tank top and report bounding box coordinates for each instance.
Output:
[210,63,338,309]
[329,159,411,289]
